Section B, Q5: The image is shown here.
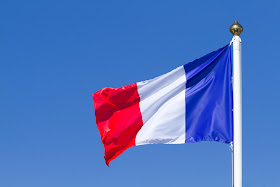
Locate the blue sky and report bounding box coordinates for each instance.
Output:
[1,0,280,186]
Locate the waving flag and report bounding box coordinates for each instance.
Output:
[93,45,233,165]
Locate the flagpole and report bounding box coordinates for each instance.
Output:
[230,21,243,187]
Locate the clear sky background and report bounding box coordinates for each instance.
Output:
[1,1,280,187]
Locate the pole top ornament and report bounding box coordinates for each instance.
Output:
[230,21,243,36]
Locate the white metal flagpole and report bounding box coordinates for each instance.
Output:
[230,21,243,187]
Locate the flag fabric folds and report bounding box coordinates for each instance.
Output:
[93,45,233,165]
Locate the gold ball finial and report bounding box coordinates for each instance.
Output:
[230,21,243,36]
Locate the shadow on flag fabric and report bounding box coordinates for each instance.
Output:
[93,45,233,165]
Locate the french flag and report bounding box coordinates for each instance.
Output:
[93,45,233,165]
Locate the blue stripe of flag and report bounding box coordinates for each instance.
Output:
[183,45,233,144]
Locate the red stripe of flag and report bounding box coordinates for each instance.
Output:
[93,83,144,165]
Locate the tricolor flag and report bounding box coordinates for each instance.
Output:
[93,45,233,165]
